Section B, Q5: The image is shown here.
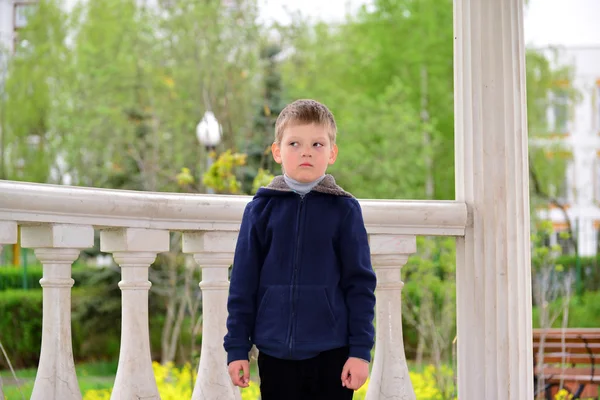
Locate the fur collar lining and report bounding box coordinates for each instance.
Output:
[265,175,353,198]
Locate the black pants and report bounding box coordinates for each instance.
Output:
[258,346,354,400]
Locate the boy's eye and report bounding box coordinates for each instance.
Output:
[289,142,298,147]
[314,142,324,147]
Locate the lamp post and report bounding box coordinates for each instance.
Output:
[196,111,222,194]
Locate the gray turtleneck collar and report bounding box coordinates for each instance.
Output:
[284,174,325,196]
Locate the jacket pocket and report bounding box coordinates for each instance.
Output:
[254,286,289,343]
[295,286,338,343]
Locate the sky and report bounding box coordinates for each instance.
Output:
[523,0,600,47]
[258,0,600,47]
[257,0,373,25]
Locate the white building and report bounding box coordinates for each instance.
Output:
[524,0,600,256]
[533,47,600,256]
[0,0,37,53]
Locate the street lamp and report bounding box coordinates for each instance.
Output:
[196,111,222,194]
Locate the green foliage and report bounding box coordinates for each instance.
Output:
[248,43,287,164]
[252,168,275,194]
[1,0,69,182]
[0,289,45,368]
[553,255,600,292]
[532,291,600,328]
[202,150,275,195]
[2,0,574,203]
[278,0,575,202]
[402,237,456,362]
[2,0,262,190]
[202,150,248,194]
[279,0,453,199]
[0,264,103,291]
[0,264,188,369]
[0,265,43,290]
[531,220,566,271]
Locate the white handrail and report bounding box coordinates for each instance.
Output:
[0,180,468,235]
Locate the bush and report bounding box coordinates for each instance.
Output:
[0,289,45,368]
[0,264,192,369]
[0,265,43,290]
[532,291,600,328]
[553,255,600,292]
[0,264,94,291]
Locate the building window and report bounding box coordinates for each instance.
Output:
[551,88,569,134]
[555,230,574,255]
[14,3,37,30]
[596,157,600,202]
[547,158,572,203]
[597,83,600,133]
[548,223,575,255]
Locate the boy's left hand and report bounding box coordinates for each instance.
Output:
[341,357,369,390]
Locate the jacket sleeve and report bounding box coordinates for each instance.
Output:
[223,201,263,364]
[339,199,377,362]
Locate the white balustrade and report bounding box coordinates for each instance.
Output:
[367,234,417,400]
[183,231,241,400]
[0,181,469,400]
[20,224,94,400]
[100,228,170,400]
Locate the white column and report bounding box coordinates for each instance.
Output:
[100,228,169,400]
[454,0,533,399]
[182,231,241,400]
[366,234,416,400]
[20,224,94,400]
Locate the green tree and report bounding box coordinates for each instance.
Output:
[278,0,576,203]
[278,0,453,199]
[1,0,264,367]
[1,0,70,182]
[2,0,262,192]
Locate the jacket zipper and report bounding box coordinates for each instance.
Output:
[288,194,305,357]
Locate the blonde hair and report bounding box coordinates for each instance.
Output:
[274,99,337,144]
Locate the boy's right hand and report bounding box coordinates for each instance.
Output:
[228,360,250,387]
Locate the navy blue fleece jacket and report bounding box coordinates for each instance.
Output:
[223,175,377,364]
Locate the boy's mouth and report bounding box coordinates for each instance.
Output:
[299,163,313,167]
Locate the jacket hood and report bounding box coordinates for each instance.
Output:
[256,174,353,198]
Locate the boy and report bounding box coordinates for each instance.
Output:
[224,99,376,400]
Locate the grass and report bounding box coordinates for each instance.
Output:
[0,360,117,399]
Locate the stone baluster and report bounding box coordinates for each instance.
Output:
[182,231,241,400]
[20,224,94,400]
[100,228,169,400]
[366,234,417,400]
[0,221,17,400]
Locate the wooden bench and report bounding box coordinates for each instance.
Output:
[533,328,600,400]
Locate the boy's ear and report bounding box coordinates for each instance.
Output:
[271,142,282,164]
[328,143,338,165]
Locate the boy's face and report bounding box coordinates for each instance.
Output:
[271,123,338,183]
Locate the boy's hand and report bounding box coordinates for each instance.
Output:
[341,357,369,390]
[228,360,250,387]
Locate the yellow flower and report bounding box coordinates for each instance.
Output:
[555,389,574,400]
